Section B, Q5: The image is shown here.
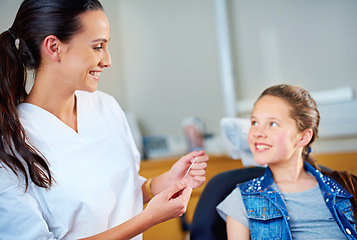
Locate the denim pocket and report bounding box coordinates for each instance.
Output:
[244,195,284,240]
[336,198,356,225]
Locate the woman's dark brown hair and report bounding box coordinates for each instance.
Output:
[258,84,357,227]
[0,0,103,190]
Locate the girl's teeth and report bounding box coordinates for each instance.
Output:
[256,144,271,150]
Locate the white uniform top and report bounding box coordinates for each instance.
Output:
[0,90,146,240]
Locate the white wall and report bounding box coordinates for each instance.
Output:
[0,1,22,28]
[114,0,224,136]
[229,0,357,99]
[1,0,357,154]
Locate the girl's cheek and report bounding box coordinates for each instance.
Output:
[248,128,255,141]
[247,132,255,148]
[273,134,285,146]
[247,132,252,143]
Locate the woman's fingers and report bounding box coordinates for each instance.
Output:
[180,151,206,165]
[192,154,209,163]
[145,180,193,225]
[187,169,206,177]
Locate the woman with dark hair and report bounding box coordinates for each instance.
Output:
[217,84,357,239]
[0,0,208,239]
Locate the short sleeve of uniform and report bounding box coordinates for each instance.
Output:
[0,168,56,240]
[101,92,146,186]
[216,187,249,228]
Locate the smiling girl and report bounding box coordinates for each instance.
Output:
[0,0,208,239]
[217,84,357,239]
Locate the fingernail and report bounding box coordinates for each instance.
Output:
[180,179,187,186]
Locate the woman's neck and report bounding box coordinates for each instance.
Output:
[25,73,78,132]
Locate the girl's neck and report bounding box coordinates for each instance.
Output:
[269,158,317,193]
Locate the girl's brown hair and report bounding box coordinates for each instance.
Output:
[258,84,357,225]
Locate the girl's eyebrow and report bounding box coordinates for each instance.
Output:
[268,117,282,123]
[250,115,281,122]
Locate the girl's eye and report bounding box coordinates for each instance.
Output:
[270,122,278,127]
[251,121,258,126]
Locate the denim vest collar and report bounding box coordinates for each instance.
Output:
[239,162,356,240]
[241,162,352,199]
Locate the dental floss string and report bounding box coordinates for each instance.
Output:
[183,157,197,179]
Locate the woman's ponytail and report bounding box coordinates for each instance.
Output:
[0,29,52,190]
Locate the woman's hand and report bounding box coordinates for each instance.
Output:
[143,180,192,225]
[143,151,208,204]
[169,151,208,189]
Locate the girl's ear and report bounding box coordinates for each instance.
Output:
[298,128,313,147]
[42,35,62,62]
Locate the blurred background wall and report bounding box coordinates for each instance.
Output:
[1,0,357,156]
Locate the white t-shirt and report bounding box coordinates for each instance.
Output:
[0,90,146,240]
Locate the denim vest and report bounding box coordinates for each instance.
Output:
[239,162,357,240]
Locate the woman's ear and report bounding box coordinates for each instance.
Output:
[42,35,62,62]
[298,128,313,147]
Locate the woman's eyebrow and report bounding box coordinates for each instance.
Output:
[92,38,110,43]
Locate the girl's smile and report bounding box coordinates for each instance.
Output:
[248,95,303,166]
[255,143,272,152]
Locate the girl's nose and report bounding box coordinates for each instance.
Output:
[252,126,267,138]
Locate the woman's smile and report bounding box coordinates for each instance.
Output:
[89,70,101,81]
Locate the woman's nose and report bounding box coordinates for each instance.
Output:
[100,49,112,68]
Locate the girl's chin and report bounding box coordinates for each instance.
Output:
[253,157,269,166]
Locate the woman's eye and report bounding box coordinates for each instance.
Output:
[94,45,103,52]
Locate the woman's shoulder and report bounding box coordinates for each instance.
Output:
[0,165,27,192]
[0,166,29,208]
[0,165,21,186]
[0,166,55,239]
